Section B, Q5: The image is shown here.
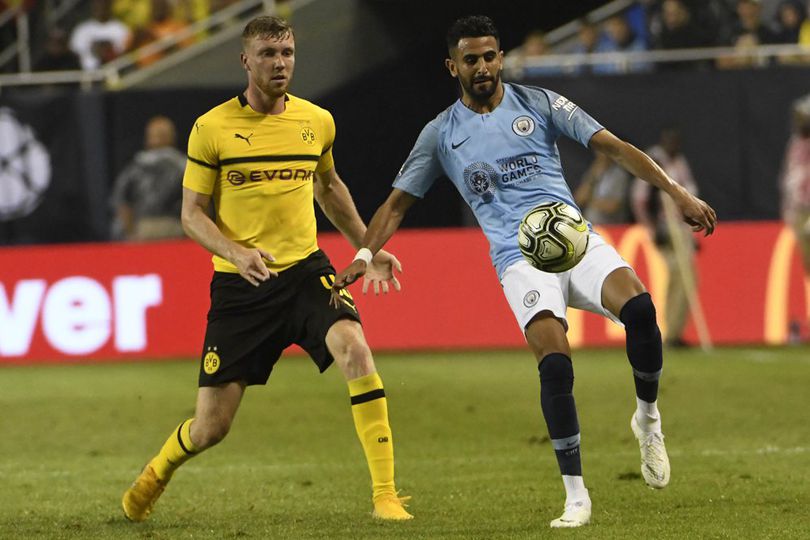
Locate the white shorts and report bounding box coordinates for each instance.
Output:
[501,232,632,331]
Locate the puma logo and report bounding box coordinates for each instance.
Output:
[234,132,253,145]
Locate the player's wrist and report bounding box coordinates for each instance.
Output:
[353,247,373,265]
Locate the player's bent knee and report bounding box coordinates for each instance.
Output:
[192,416,233,449]
[619,292,657,329]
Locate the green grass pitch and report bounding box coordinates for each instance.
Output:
[1,346,809,539]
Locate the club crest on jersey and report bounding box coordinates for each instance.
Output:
[300,127,316,145]
[512,116,535,137]
[523,290,540,308]
[463,162,497,202]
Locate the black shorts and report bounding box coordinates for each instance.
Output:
[198,249,361,387]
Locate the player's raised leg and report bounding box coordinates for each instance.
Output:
[602,267,670,488]
[526,312,591,528]
[326,319,413,521]
[122,381,245,521]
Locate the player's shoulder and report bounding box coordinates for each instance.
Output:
[287,93,333,121]
[507,83,557,112]
[422,103,455,134]
[193,96,243,129]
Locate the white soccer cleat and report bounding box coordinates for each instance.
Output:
[631,414,671,489]
[549,495,591,528]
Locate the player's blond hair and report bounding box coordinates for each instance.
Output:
[242,15,294,47]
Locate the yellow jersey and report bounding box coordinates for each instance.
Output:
[183,93,336,273]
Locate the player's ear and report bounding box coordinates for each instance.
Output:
[445,57,458,78]
[240,51,249,72]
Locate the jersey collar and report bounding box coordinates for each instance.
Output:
[237,93,290,108]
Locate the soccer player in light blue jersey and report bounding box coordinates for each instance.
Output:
[332,15,716,528]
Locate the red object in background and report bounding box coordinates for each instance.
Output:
[0,222,807,364]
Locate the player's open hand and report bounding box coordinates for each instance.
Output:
[231,246,278,287]
[363,249,403,295]
[678,194,717,236]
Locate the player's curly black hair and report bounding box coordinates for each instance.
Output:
[445,15,500,52]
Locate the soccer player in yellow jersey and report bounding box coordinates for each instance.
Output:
[122,15,412,522]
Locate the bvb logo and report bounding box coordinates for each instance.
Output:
[300,127,316,145]
[0,107,51,221]
[203,350,221,374]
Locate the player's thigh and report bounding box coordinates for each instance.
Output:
[568,233,637,322]
[199,272,291,387]
[501,259,570,332]
[290,255,365,374]
[525,311,570,360]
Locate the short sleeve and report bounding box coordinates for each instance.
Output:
[539,89,604,148]
[391,122,443,198]
[316,109,336,173]
[182,119,219,195]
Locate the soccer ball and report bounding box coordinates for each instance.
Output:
[518,201,589,273]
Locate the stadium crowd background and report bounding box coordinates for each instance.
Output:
[0,0,808,350]
[0,0,808,236]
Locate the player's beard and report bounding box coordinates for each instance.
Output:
[463,71,501,103]
[257,75,289,100]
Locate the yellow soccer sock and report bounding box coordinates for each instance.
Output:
[148,418,200,481]
[348,372,396,501]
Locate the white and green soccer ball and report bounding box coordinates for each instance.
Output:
[518,201,589,273]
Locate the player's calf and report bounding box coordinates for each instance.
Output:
[620,293,663,424]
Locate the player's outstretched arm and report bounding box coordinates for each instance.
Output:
[313,167,368,248]
[330,189,417,308]
[590,129,717,236]
[181,187,276,286]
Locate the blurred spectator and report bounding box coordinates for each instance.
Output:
[780,94,810,337]
[111,116,185,241]
[773,0,806,42]
[112,0,151,29]
[70,0,132,70]
[113,0,209,29]
[574,153,633,225]
[800,0,810,45]
[131,0,196,67]
[716,31,769,68]
[599,14,652,73]
[624,1,654,47]
[654,0,714,69]
[570,18,613,74]
[506,30,565,78]
[631,128,699,347]
[723,0,779,45]
[34,28,81,72]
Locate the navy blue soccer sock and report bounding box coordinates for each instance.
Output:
[620,293,663,403]
[538,353,582,476]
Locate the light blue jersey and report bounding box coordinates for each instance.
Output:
[393,83,604,277]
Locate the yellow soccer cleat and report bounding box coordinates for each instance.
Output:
[372,494,414,521]
[122,465,167,522]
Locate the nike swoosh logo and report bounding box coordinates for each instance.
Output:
[451,136,471,150]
